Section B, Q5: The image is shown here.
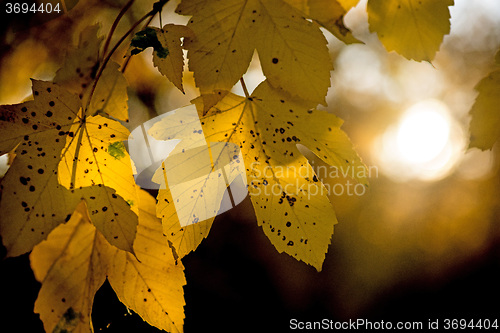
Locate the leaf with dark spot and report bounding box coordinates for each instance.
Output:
[177,0,332,108]
[131,27,169,58]
[152,80,367,270]
[30,191,186,333]
[0,79,138,256]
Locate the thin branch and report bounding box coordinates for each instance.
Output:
[240,77,250,98]
[85,0,171,112]
[70,121,86,190]
[102,0,136,58]
[85,9,154,114]
[60,0,68,13]
[121,12,157,73]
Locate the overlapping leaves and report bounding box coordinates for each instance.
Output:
[176,0,333,109]
[0,24,185,333]
[0,80,138,256]
[30,190,185,333]
[151,81,368,270]
[0,0,467,332]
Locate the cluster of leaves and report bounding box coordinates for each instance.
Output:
[1,0,498,332]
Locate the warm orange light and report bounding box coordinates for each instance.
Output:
[374,100,465,182]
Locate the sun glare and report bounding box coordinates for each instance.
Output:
[396,102,451,164]
[374,100,465,182]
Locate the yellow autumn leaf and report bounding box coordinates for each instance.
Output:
[0,80,139,256]
[176,0,332,108]
[148,105,243,257]
[152,24,194,93]
[156,186,215,258]
[208,82,367,270]
[107,190,186,333]
[57,113,139,211]
[284,0,361,44]
[469,68,500,150]
[87,61,130,122]
[30,190,186,333]
[55,111,138,253]
[0,81,81,256]
[54,24,130,122]
[53,25,103,97]
[151,81,367,270]
[30,201,110,333]
[367,0,454,62]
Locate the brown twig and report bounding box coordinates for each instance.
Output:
[102,0,136,58]
[240,77,250,98]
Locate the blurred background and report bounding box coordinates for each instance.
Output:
[1,0,500,331]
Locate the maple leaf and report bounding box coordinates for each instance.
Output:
[283,0,361,44]
[0,25,140,255]
[367,0,454,62]
[30,190,186,333]
[131,25,194,93]
[0,80,138,256]
[56,112,139,252]
[156,186,215,258]
[53,25,104,99]
[469,51,500,150]
[30,201,109,333]
[54,25,129,122]
[107,190,186,333]
[150,81,367,270]
[176,0,333,109]
[147,105,244,257]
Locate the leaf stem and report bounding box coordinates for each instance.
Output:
[159,5,163,29]
[85,0,170,114]
[121,11,157,73]
[85,10,154,114]
[70,120,86,190]
[240,77,250,98]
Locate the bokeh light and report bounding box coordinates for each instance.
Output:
[397,101,451,164]
[373,99,466,182]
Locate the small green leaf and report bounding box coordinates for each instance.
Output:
[107,141,126,160]
[130,27,169,58]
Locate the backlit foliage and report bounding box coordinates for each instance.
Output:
[1,0,497,332]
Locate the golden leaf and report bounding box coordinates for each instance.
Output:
[177,0,332,108]
[150,81,367,270]
[469,68,500,150]
[367,0,454,62]
[0,80,138,256]
[31,191,186,333]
